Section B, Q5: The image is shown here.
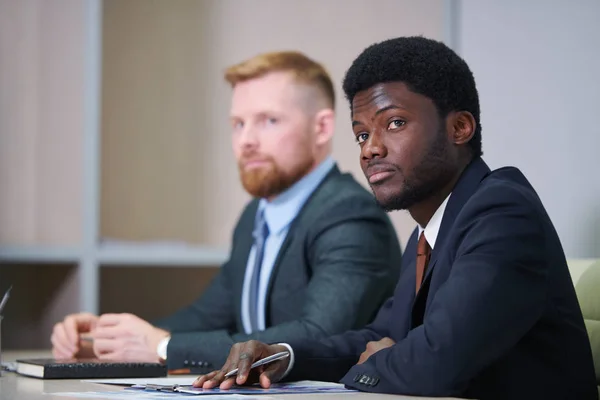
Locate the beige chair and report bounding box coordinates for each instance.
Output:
[569,259,600,395]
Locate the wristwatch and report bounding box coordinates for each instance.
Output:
[157,336,171,363]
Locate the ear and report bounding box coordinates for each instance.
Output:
[447,111,476,146]
[313,108,335,146]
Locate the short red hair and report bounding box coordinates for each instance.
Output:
[224,51,335,108]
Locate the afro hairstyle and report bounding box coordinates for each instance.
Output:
[342,36,482,157]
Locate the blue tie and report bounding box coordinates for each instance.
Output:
[248,209,269,332]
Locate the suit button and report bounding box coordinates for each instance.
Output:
[372,377,379,386]
[359,376,369,384]
[191,361,197,366]
[183,360,189,366]
[354,374,361,382]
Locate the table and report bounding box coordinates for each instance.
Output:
[0,350,463,400]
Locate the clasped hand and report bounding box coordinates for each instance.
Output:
[51,312,168,362]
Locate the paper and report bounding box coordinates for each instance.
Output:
[85,377,196,386]
[159,381,353,396]
[84,378,352,396]
[54,392,267,399]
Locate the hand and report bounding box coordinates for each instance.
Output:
[51,313,99,359]
[357,337,395,365]
[193,341,289,390]
[91,313,169,363]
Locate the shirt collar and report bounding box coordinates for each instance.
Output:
[418,193,451,249]
[258,156,335,235]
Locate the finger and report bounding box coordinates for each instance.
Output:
[258,364,280,388]
[356,351,368,365]
[62,315,79,350]
[51,348,62,359]
[52,346,71,360]
[204,352,237,389]
[92,325,127,339]
[51,337,73,360]
[76,313,99,331]
[51,325,67,350]
[93,338,121,355]
[51,342,73,359]
[258,357,287,387]
[54,323,77,355]
[218,377,238,390]
[96,313,125,327]
[259,374,273,389]
[235,349,255,383]
[193,371,218,387]
[85,313,99,332]
[97,351,121,360]
[94,341,123,360]
[204,366,231,389]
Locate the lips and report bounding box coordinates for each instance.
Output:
[366,164,396,184]
[241,158,271,170]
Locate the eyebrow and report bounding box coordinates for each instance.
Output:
[352,105,406,127]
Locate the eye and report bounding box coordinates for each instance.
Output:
[232,120,244,130]
[265,117,278,126]
[355,133,369,144]
[387,119,405,130]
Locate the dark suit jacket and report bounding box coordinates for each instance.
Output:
[287,158,598,400]
[154,165,402,372]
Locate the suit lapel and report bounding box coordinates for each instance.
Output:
[233,201,259,331]
[263,165,342,319]
[412,158,492,316]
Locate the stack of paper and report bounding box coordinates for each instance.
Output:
[83,377,354,396]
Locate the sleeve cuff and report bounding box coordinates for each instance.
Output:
[277,343,295,379]
[157,336,171,362]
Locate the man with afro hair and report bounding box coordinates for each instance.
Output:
[194,36,598,400]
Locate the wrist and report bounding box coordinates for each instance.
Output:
[277,343,295,378]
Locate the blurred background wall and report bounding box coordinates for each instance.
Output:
[0,0,598,348]
[99,0,442,249]
[457,0,600,259]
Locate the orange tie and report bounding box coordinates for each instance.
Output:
[416,232,431,294]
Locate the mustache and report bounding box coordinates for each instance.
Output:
[239,153,273,164]
[365,160,400,173]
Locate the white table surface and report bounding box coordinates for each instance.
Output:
[0,350,464,400]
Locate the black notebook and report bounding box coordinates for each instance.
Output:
[15,358,167,379]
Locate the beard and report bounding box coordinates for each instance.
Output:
[238,150,314,199]
[373,131,452,212]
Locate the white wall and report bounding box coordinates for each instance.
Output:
[457,0,600,257]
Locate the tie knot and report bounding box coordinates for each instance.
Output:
[417,231,430,256]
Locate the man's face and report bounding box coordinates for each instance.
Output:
[230,72,316,199]
[352,82,453,211]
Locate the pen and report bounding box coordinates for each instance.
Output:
[0,286,12,314]
[224,351,289,378]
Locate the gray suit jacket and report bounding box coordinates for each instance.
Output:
[154,165,402,372]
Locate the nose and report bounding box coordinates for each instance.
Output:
[361,130,386,160]
[237,124,260,150]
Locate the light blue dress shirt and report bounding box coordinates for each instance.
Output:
[241,156,335,334]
